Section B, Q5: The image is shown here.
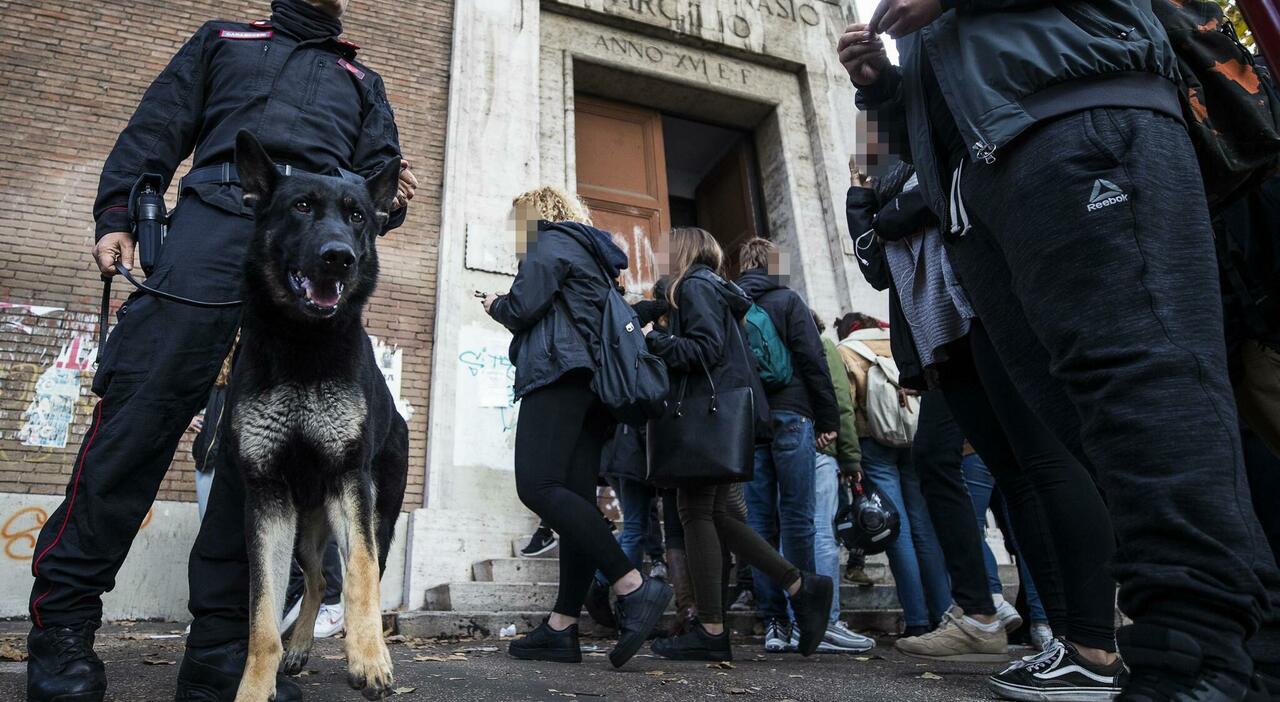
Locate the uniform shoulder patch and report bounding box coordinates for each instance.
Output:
[338,58,365,80]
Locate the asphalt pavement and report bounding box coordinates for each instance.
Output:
[0,621,1014,701]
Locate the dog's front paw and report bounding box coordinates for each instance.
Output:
[281,646,311,676]
[346,640,394,700]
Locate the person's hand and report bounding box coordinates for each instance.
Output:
[837,24,891,86]
[869,0,944,38]
[392,160,418,211]
[849,156,872,188]
[817,431,838,450]
[897,387,919,409]
[482,293,499,313]
[94,231,135,278]
[641,322,655,335]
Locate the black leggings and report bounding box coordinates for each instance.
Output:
[514,372,633,617]
[943,324,1118,651]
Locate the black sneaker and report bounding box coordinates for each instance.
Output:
[610,578,673,668]
[175,639,302,702]
[584,580,617,630]
[989,638,1126,702]
[519,526,558,558]
[26,624,106,702]
[788,572,834,657]
[652,620,732,661]
[508,619,582,664]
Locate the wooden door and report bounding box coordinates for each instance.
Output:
[696,139,764,277]
[574,96,670,297]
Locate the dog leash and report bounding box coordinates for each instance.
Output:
[97,262,242,363]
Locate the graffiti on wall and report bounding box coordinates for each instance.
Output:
[1,505,152,561]
[454,325,520,470]
[18,337,93,448]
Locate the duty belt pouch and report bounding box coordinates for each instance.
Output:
[129,173,169,275]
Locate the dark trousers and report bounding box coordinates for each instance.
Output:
[951,107,1280,676]
[941,328,1118,651]
[909,389,996,617]
[29,197,249,632]
[512,371,632,617]
[286,540,343,606]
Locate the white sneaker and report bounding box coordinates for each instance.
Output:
[313,603,345,638]
[817,621,876,653]
[785,623,800,653]
[280,596,302,634]
[992,594,1024,633]
[763,619,789,652]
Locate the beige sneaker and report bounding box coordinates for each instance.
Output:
[894,606,1009,663]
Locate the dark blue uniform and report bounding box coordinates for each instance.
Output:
[29,12,405,654]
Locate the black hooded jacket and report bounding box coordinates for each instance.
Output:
[488,221,630,399]
[645,265,772,443]
[734,268,840,434]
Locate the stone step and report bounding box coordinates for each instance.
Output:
[424,581,911,613]
[396,609,907,640]
[474,556,1019,587]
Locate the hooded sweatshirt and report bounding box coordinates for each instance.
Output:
[735,268,840,434]
[488,220,629,398]
[646,265,773,443]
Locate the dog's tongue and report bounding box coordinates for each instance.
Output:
[304,279,342,308]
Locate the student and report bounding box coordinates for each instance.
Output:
[483,187,671,668]
[735,238,842,651]
[645,227,834,661]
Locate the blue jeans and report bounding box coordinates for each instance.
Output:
[745,411,817,621]
[860,438,952,628]
[615,478,656,570]
[813,453,842,625]
[960,453,1047,624]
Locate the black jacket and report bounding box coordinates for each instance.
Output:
[488,221,629,399]
[93,13,404,238]
[847,186,928,391]
[646,265,772,442]
[734,268,840,434]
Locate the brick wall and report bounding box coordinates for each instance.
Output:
[0,1,451,508]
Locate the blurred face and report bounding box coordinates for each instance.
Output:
[306,0,351,17]
[653,232,671,276]
[508,202,541,261]
[854,112,894,175]
[767,248,790,279]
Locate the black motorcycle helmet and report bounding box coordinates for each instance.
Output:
[835,481,900,555]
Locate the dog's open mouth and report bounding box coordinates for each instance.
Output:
[288,270,345,315]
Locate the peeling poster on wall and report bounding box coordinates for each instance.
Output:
[370,336,413,421]
[16,338,92,449]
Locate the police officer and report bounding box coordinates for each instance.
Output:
[25,1,416,700]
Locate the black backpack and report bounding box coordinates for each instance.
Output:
[1153,0,1280,210]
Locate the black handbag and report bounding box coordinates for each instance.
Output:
[645,349,755,487]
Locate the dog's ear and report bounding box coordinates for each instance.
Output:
[364,158,402,225]
[235,130,278,208]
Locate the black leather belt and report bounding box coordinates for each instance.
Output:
[179,162,362,191]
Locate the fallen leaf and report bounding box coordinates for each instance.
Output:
[723,688,752,695]
[413,655,452,662]
[706,661,735,669]
[645,670,665,676]
[392,687,416,695]
[386,635,408,643]
[457,646,498,653]
[142,657,175,665]
[322,654,345,660]
[0,643,27,662]
[920,672,942,680]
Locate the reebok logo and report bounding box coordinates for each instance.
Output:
[1086,179,1129,212]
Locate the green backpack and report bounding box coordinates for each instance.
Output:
[743,303,793,391]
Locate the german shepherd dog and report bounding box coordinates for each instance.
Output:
[228,130,408,701]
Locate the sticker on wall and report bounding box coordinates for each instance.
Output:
[370,336,413,421]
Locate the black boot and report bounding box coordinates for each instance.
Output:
[652,620,732,662]
[26,623,106,702]
[609,577,673,668]
[508,619,582,663]
[175,640,302,701]
[788,572,834,657]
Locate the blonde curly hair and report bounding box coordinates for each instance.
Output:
[512,186,593,225]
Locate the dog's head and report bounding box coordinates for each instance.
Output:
[234,130,400,323]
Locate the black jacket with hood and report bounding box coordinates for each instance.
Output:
[488,221,629,399]
[646,265,773,443]
[735,268,840,434]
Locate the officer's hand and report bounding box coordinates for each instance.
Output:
[837,24,890,86]
[94,231,135,278]
[817,431,838,450]
[869,0,943,38]
[394,160,418,211]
